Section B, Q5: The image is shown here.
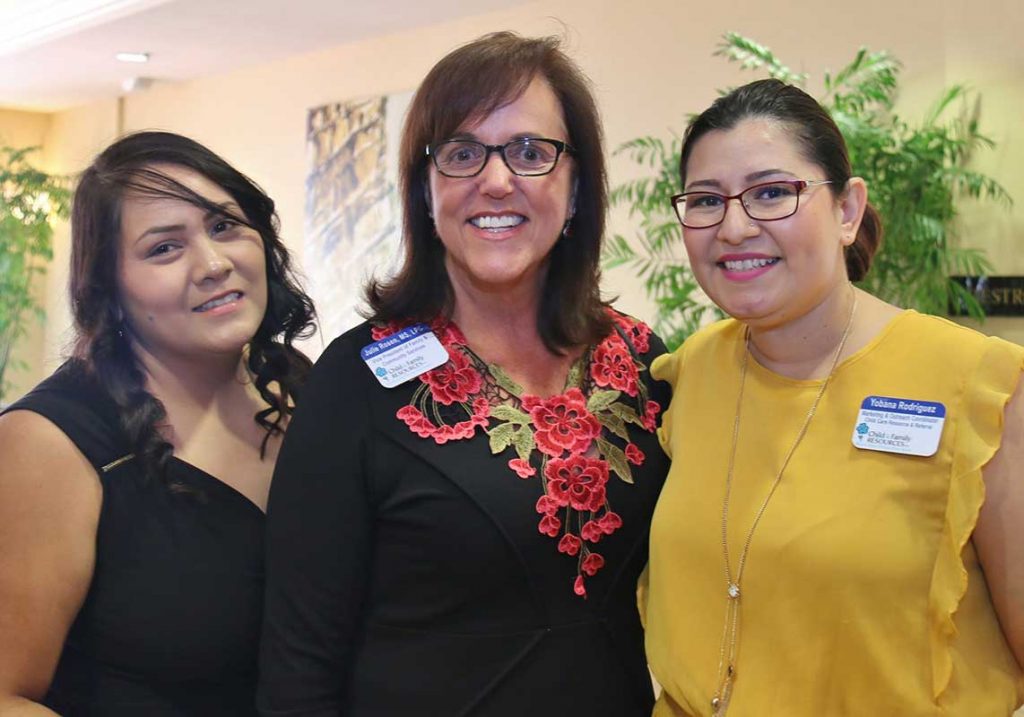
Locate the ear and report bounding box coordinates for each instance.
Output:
[423,176,434,219]
[838,177,868,247]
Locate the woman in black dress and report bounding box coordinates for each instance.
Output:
[0,131,313,715]
[259,32,669,716]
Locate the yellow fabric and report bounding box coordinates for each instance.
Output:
[645,311,1024,716]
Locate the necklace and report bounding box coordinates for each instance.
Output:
[711,287,858,716]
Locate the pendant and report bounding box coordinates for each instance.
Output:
[727,583,740,599]
[711,690,730,716]
[712,664,735,716]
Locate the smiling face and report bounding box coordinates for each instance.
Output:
[116,164,268,365]
[682,117,861,329]
[427,75,576,298]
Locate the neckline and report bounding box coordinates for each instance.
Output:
[455,335,591,401]
[170,456,267,517]
[742,309,914,387]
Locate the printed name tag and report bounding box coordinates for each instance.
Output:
[361,324,449,388]
[851,395,946,457]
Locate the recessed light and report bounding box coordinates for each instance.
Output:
[116,52,150,63]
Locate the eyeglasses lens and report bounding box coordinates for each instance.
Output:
[679,182,801,228]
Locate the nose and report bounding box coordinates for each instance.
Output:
[476,150,514,198]
[192,237,232,284]
[715,197,759,245]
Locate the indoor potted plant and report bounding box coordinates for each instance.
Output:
[605,33,1012,349]
[0,146,70,402]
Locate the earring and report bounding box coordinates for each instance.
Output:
[561,217,572,238]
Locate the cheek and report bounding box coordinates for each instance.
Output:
[117,266,178,320]
[682,231,710,265]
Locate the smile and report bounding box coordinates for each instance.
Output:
[193,291,242,312]
[470,214,525,231]
[719,257,779,272]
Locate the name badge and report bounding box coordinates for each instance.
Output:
[851,395,946,457]
[361,324,449,388]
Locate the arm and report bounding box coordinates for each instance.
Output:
[0,411,102,715]
[975,374,1024,669]
[257,337,375,716]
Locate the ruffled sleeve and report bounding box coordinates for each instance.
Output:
[929,335,1024,700]
[651,349,684,459]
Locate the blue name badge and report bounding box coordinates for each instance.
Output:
[360,324,450,388]
[851,395,947,457]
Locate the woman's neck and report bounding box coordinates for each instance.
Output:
[447,263,550,357]
[746,284,858,380]
[131,344,262,441]
[446,266,583,396]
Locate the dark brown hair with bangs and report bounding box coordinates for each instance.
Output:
[365,31,611,352]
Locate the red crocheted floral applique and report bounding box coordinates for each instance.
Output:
[378,310,659,598]
[522,389,602,456]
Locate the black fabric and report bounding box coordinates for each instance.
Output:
[4,361,264,716]
[259,320,671,717]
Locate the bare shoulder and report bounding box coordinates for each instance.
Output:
[975,372,1024,667]
[0,411,102,702]
[0,409,102,515]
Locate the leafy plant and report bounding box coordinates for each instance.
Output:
[606,32,1012,349]
[0,146,70,402]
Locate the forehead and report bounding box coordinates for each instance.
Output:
[455,75,567,138]
[122,164,232,209]
[120,165,233,224]
[686,117,816,180]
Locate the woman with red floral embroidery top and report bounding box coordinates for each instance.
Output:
[259,32,670,717]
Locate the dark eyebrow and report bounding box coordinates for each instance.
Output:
[135,202,242,244]
[443,132,546,144]
[205,201,242,220]
[684,169,795,192]
[135,224,185,244]
[746,168,793,182]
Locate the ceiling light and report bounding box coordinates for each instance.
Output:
[116,52,149,63]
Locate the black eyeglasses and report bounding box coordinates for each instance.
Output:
[671,179,833,228]
[426,138,575,178]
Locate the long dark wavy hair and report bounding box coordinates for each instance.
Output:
[70,131,315,480]
[366,31,612,353]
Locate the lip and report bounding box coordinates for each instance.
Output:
[716,253,780,282]
[192,290,244,314]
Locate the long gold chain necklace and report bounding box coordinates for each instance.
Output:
[711,288,858,716]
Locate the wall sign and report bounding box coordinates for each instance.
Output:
[950,276,1024,316]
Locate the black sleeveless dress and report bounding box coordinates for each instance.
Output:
[4,361,264,716]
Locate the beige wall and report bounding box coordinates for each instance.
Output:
[4,0,1022,397]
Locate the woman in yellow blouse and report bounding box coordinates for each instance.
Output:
[645,79,1023,716]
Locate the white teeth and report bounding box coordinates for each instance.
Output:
[470,215,525,230]
[722,258,778,272]
[195,291,241,312]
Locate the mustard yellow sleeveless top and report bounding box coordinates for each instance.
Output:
[645,311,1024,716]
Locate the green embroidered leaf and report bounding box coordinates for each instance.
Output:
[587,390,621,413]
[598,412,630,441]
[488,363,524,396]
[609,402,642,425]
[491,405,531,425]
[511,426,536,462]
[598,438,634,484]
[564,359,584,389]
[488,422,517,454]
